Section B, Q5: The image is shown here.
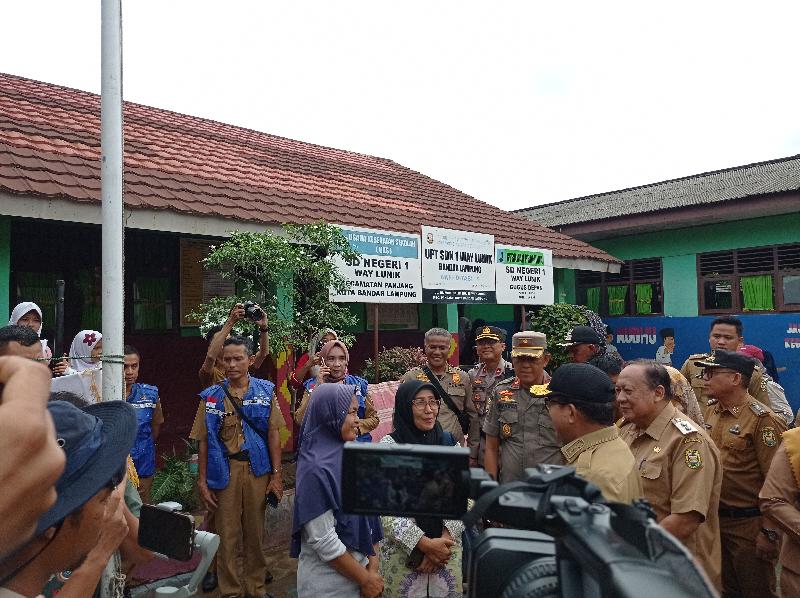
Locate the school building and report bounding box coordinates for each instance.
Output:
[0,72,619,451]
[517,155,800,409]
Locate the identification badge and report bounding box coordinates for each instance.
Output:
[762,427,778,447]
[502,423,512,439]
[684,449,703,469]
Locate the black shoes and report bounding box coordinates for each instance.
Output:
[201,570,218,593]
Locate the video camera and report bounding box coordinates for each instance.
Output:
[341,442,717,598]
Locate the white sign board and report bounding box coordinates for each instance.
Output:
[421,226,495,303]
[495,244,554,305]
[330,226,422,303]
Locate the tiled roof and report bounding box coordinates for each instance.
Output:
[515,155,800,227]
[0,72,617,265]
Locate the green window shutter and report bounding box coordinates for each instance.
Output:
[741,275,774,311]
[586,287,600,313]
[607,285,628,315]
[635,283,653,314]
[134,277,172,330]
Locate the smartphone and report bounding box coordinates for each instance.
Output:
[266,491,280,509]
[341,442,470,519]
[138,505,195,561]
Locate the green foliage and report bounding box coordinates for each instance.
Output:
[189,222,361,353]
[362,346,427,383]
[150,454,198,512]
[528,304,590,370]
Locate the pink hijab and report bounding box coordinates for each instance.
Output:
[319,340,350,382]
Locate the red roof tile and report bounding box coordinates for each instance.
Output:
[0,73,617,264]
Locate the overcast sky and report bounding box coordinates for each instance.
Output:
[2,1,799,211]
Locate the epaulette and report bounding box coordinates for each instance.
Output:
[688,352,709,360]
[671,417,698,435]
[496,375,519,388]
[706,398,718,406]
[760,377,769,392]
[749,401,768,417]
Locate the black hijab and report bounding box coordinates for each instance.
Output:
[389,380,447,446]
[389,380,449,540]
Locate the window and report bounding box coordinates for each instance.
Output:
[133,277,173,331]
[576,258,663,316]
[697,243,800,313]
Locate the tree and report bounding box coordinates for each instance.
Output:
[528,304,605,370]
[189,221,360,353]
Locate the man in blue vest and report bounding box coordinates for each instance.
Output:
[193,336,283,598]
[124,345,164,504]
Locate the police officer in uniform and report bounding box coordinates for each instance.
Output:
[698,349,786,598]
[760,426,800,597]
[192,337,283,598]
[680,316,769,408]
[468,326,513,467]
[124,344,164,504]
[616,360,723,589]
[483,331,562,483]
[543,362,642,504]
[401,327,479,453]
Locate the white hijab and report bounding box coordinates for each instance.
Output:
[8,301,50,358]
[69,329,103,372]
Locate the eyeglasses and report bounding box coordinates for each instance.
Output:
[701,368,738,380]
[411,398,441,410]
[543,396,563,408]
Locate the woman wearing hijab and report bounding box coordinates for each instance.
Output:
[8,301,52,359]
[67,329,104,373]
[291,383,385,598]
[294,340,379,442]
[378,380,465,598]
[290,328,338,390]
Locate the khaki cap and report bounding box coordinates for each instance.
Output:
[511,331,547,358]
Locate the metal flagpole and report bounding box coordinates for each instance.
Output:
[101,0,125,404]
[373,304,380,383]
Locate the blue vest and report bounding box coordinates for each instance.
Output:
[304,375,372,442]
[203,377,275,490]
[127,383,159,477]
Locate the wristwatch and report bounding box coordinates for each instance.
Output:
[761,528,779,543]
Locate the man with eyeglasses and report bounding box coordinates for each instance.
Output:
[698,349,786,598]
[541,362,641,504]
[483,331,562,484]
[468,326,513,467]
[680,316,769,408]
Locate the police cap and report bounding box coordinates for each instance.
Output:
[694,349,756,377]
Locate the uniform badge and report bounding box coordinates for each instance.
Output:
[653,446,661,453]
[704,423,713,429]
[416,372,430,382]
[498,390,515,403]
[502,423,512,439]
[762,427,778,447]
[729,425,741,435]
[684,449,703,469]
[452,373,461,385]
[530,384,550,396]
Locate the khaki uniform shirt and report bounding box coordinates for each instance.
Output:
[482,376,563,484]
[760,438,800,588]
[703,395,787,509]
[619,402,723,587]
[561,426,642,504]
[681,353,769,407]
[400,365,478,450]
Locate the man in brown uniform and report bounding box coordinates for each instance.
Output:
[483,331,563,483]
[401,327,479,452]
[617,360,722,589]
[544,362,642,504]
[468,326,513,467]
[698,349,786,598]
[680,316,769,408]
[760,427,800,596]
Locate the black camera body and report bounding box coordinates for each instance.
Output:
[242,301,264,322]
[341,442,717,598]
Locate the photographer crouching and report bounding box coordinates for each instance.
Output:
[0,399,138,598]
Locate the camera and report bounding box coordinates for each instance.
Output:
[242,301,264,322]
[341,442,717,598]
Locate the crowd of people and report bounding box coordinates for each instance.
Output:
[2,297,800,598]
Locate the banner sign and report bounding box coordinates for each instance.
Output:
[494,244,554,305]
[330,226,422,303]
[421,226,496,303]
